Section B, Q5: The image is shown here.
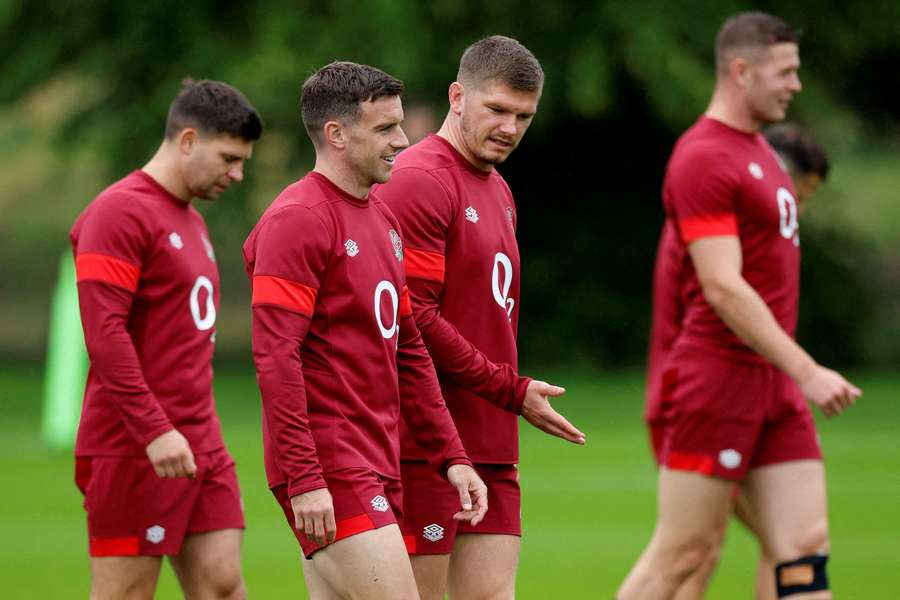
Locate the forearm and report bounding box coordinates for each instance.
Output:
[252,306,326,496]
[78,283,172,445]
[705,278,816,382]
[412,284,529,413]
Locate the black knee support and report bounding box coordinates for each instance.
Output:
[775,554,829,597]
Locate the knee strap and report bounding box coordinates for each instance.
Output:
[775,554,829,597]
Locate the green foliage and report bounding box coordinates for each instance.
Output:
[1,1,898,364]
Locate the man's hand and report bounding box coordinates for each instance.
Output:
[146,429,196,478]
[521,380,586,444]
[447,464,488,526]
[290,488,336,546]
[797,364,861,417]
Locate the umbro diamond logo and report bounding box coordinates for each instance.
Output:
[370,495,389,512]
[423,523,444,542]
[202,235,216,261]
[748,162,764,180]
[169,232,183,249]
[146,525,165,544]
[465,206,479,223]
[719,449,742,469]
[345,239,360,257]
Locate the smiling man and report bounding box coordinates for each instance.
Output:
[375,36,585,600]
[618,13,859,600]
[70,78,262,600]
[243,61,487,600]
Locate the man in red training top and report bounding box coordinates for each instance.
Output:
[243,61,487,600]
[618,13,859,600]
[645,122,833,600]
[375,35,585,600]
[70,79,262,599]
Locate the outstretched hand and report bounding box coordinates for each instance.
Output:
[446,464,488,526]
[521,380,586,444]
[798,364,861,417]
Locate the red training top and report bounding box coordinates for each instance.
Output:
[70,170,225,457]
[374,135,531,465]
[663,116,801,364]
[243,171,471,498]
[644,220,687,423]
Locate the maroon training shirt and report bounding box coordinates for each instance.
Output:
[663,116,801,364]
[243,172,470,498]
[70,170,225,457]
[374,135,531,465]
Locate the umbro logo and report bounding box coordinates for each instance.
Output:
[345,239,360,257]
[370,495,389,512]
[169,232,183,249]
[465,206,479,223]
[748,162,764,180]
[146,525,165,544]
[201,235,216,261]
[423,523,444,542]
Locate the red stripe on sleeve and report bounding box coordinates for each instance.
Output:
[666,451,715,475]
[333,513,376,543]
[90,536,140,556]
[399,286,413,317]
[252,275,317,316]
[404,248,445,283]
[404,535,417,554]
[678,214,738,243]
[76,253,140,292]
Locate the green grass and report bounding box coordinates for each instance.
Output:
[1,364,898,597]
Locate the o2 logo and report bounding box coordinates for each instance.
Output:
[492,252,515,320]
[190,275,216,331]
[374,280,399,340]
[776,187,800,246]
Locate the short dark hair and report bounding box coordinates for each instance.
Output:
[165,78,263,141]
[300,61,404,146]
[715,12,800,74]
[458,35,544,92]
[764,123,830,180]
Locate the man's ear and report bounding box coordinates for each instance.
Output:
[448,81,465,116]
[176,128,200,155]
[322,120,346,149]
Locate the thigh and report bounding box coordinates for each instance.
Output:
[660,352,769,481]
[653,467,735,551]
[448,534,520,600]
[273,468,403,559]
[744,460,829,561]
[185,449,245,536]
[307,524,418,600]
[409,554,451,600]
[90,555,162,600]
[400,460,460,555]
[457,464,521,537]
[78,456,201,557]
[169,529,244,599]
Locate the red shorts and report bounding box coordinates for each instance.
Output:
[75,447,244,557]
[657,347,822,481]
[273,468,405,559]
[400,461,521,555]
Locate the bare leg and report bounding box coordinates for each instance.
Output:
[303,524,419,600]
[90,556,162,600]
[410,554,451,600]
[733,489,776,600]
[169,529,245,600]
[448,534,520,600]
[745,460,830,600]
[617,468,734,600]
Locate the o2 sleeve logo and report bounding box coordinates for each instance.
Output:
[492,252,515,320]
[190,275,217,331]
[776,187,800,246]
[374,280,399,340]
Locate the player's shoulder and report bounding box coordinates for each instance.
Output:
[77,172,156,228]
[394,135,457,172]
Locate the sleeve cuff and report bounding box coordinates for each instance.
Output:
[287,475,328,498]
[441,457,474,480]
[509,376,533,414]
[135,423,175,448]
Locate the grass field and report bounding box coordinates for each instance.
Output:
[1,363,898,598]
